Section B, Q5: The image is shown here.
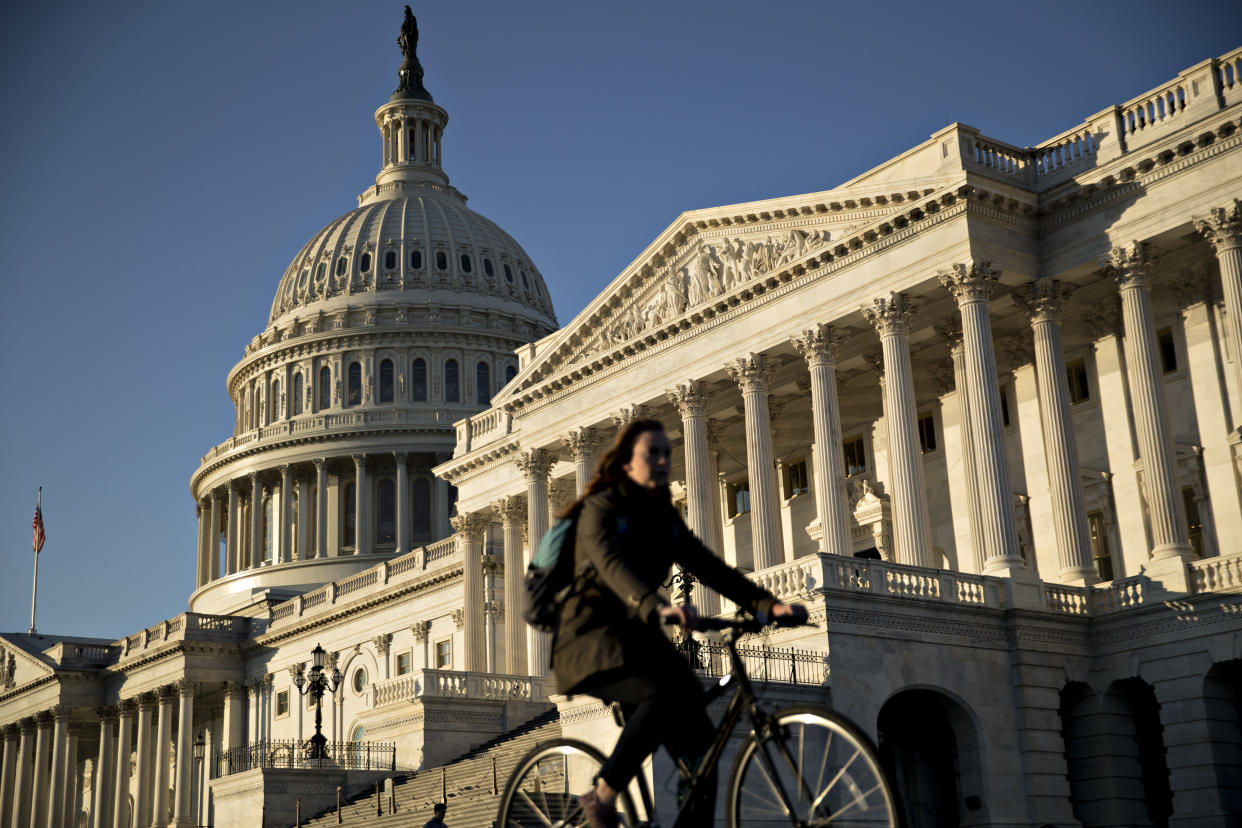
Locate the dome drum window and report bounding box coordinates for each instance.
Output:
[359,252,372,273]
[412,358,427,401]
[503,264,513,282]
[445,358,460,403]
[460,253,472,273]
[384,250,397,271]
[315,262,327,282]
[336,256,349,277]
[484,258,495,278]
[347,362,362,406]
[410,250,422,269]
[379,359,394,403]
[435,251,448,271]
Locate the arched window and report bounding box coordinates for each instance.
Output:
[444,359,459,403]
[297,268,309,291]
[342,482,356,548]
[410,249,422,269]
[315,262,326,282]
[384,250,396,271]
[318,366,331,410]
[412,358,427,401]
[263,492,276,564]
[335,256,348,277]
[503,264,513,282]
[347,362,362,406]
[476,361,490,405]
[460,253,472,273]
[505,365,517,383]
[270,379,281,421]
[252,385,261,429]
[521,270,530,290]
[293,373,304,415]
[379,359,394,403]
[436,251,448,271]
[411,477,431,544]
[484,258,495,278]
[377,479,396,545]
[359,252,371,273]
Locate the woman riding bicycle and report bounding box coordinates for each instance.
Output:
[550,418,808,828]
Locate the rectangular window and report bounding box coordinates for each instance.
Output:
[727,480,751,518]
[276,690,289,718]
[843,438,866,476]
[785,460,809,497]
[1087,511,1113,581]
[917,413,937,454]
[395,651,412,676]
[1158,328,1178,374]
[435,639,452,669]
[1183,487,1204,558]
[1066,359,1090,404]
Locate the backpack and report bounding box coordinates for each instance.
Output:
[522,513,579,632]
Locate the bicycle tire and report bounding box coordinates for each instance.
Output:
[497,738,640,828]
[727,705,899,828]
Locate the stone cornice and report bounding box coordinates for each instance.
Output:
[437,441,520,486]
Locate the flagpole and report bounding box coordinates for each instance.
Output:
[29,487,41,635]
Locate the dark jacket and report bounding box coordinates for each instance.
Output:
[551,479,779,693]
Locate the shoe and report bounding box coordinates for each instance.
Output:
[578,788,620,828]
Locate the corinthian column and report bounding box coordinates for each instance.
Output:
[352,455,368,554]
[516,449,554,675]
[248,472,262,568]
[110,702,133,828]
[207,493,221,580]
[394,453,409,555]
[451,512,491,673]
[939,262,1023,573]
[1016,279,1096,584]
[862,293,933,567]
[152,686,175,828]
[90,709,115,828]
[278,465,293,563]
[313,459,328,558]
[566,429,600,497]
[1195,199,1242,421]
[933,319,984,571]
[0,724,17,828]
[46,706,69,828]
[792,325,852,558]
[171,683,196,827]
[725,354,783,570]
[493,496,528,674]
[1106,243,1193,571]
[30,711,52,828]
[667,381,721,614]
[225,482,239,575]
[194,502,207,588]
[133,693,156,828]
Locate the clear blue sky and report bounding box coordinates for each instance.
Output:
[2,1,1238,640]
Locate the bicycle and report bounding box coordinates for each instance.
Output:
[496,614,900,827]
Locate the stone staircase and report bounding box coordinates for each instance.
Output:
[298,708,562,827]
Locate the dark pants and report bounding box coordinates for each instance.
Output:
[579,668,717,826]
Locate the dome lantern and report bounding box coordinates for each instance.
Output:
[374,7,449,190]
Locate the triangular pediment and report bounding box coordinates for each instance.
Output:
[494,175,969,408]
[0,634,59,692]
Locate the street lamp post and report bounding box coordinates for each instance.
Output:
[666,566,703,668]
[192,733,205,828]
[292,643,343,766]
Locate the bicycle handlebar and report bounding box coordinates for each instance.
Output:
[662,612,815,633]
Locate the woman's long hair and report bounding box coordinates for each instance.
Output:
[556,418,665,519]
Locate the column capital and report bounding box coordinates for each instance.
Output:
[1169,264,1213,309]
[352,453,368,468]
[312,457,326,471]
[277,464,291,476]
[1081,298,1124,339]
[666,381,711,419]
[792,323,845,366]
[0,721,18,737]
[492,495,527,526]
[220,680,246,699]
[248,470,259,484]
[726,353,775,394]
[137,692,158,711]
[174,679,199,698]
[610,404,650,430]
[451,608,465,629]
[117,697,138,716]
[862,350,885,379]
[412,620,432,642]
[372,633,392,656]
[157,684,179,702]
[450,511,491,540]
[1194,198,1242,254]
[933,317,964,351]
[863,292,921,337]
[705,418,727,449]
[1014,278,1073,324]
[1104,241,1154,289]
[393,451,409,464]
[515,448,554,483]
[997,333,1035,369]
[549,477,574,510]
[565,427,601,462]
[288,662,304,680]
[928,359,955,394]
[938,260,1000,305]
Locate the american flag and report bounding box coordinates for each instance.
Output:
[32,502,45,554]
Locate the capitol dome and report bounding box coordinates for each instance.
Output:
[187,18,556,616]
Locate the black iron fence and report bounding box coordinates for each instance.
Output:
[682,640,827,686]
[214,739,396,777]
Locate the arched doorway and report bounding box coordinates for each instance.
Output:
[1204,660,1242,817]
[878,688,986,826]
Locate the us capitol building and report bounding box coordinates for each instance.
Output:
[2,13,1242,827]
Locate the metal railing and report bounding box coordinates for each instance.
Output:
[214,739,395,777]
[686,640,827,687]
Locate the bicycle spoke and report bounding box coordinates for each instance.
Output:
[515,788,555,827]
[823,780,886,822]
[811,746,862,812]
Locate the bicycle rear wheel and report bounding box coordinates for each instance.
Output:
[727,705,898,828]
[497,738,640,827]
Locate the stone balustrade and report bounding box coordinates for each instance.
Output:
[369,669,548,708]
[1191,555,1242,593]
[818,555,1004,608]
[456,407,513,454]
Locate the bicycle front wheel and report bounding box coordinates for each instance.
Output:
[728,705,898,828]
[497,738,639,828]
